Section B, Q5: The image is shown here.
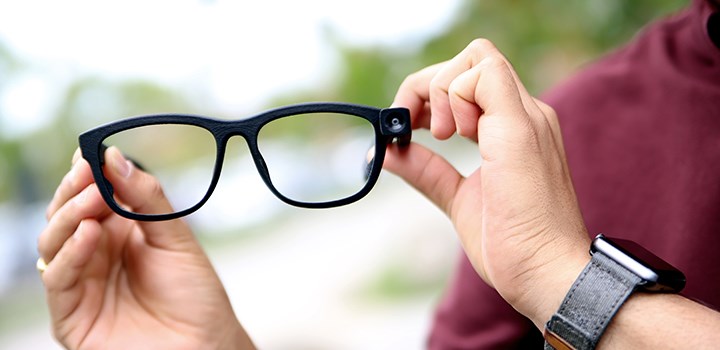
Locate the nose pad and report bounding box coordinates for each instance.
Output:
[364,145,375,181]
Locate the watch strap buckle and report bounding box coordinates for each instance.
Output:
[544,315,592,350]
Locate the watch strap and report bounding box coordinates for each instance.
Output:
[544,251,642,349]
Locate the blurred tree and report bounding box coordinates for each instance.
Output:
[0,40,21,202]
[270,0,687,107]
[0,76,193,202]
[37,78,194,197]
[420,0,688,94]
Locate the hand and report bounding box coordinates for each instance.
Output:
[38,147,254,349]
[384,39,591,327]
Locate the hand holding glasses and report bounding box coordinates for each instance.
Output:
[79,102,411,221]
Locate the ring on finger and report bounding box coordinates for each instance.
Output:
[36,257,49,274]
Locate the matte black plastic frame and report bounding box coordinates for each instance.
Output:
[79,102,411,221]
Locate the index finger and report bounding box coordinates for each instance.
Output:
[392,62,444,131]
[46,157,95,221]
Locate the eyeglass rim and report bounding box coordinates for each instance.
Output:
[78,102,411,221]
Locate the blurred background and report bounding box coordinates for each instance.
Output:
[0,0,686,348]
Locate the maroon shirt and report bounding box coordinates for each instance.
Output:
[428,1,720,348]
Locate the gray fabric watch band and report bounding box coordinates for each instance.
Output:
[543,251,643,350]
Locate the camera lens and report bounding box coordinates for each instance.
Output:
[384,112,405,132]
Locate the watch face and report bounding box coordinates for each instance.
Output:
[591,234,686,292]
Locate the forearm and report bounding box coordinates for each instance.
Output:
[598,293,720,349]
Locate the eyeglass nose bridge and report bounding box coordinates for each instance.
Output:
[216,128,283,203]
[214,121,267,163]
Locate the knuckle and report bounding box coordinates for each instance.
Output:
[402,64,435,88]
[447,78,462,98]
[447,78,473,105]
[467,38,498,55]
[401,71,421,88]
[37,234,48,258]
[429,75,444,94]
[45,206,53,221]
[535,101,562,133]
[465,39,509,72]
[536,100,558,118]
[487,54,509,70]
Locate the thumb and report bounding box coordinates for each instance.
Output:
[383,142,463,216]
[103,146,198,250]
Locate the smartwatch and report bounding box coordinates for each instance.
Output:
[543,234,686,350]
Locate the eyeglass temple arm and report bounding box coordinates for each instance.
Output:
[99,143,148,172]
[396,132,411,147]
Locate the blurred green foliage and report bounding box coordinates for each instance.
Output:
[274,0,687,107]
[0,0,687,204]
[0,78,195,202]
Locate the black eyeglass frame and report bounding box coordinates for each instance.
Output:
[79,102,412,221]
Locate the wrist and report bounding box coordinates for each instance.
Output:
[516,236,591,330]
[541,234,688,349]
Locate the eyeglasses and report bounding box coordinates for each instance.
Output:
[79,102,411,221]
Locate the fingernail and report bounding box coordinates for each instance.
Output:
[110,147,131,178]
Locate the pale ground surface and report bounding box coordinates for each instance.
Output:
[0,135,477,349]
